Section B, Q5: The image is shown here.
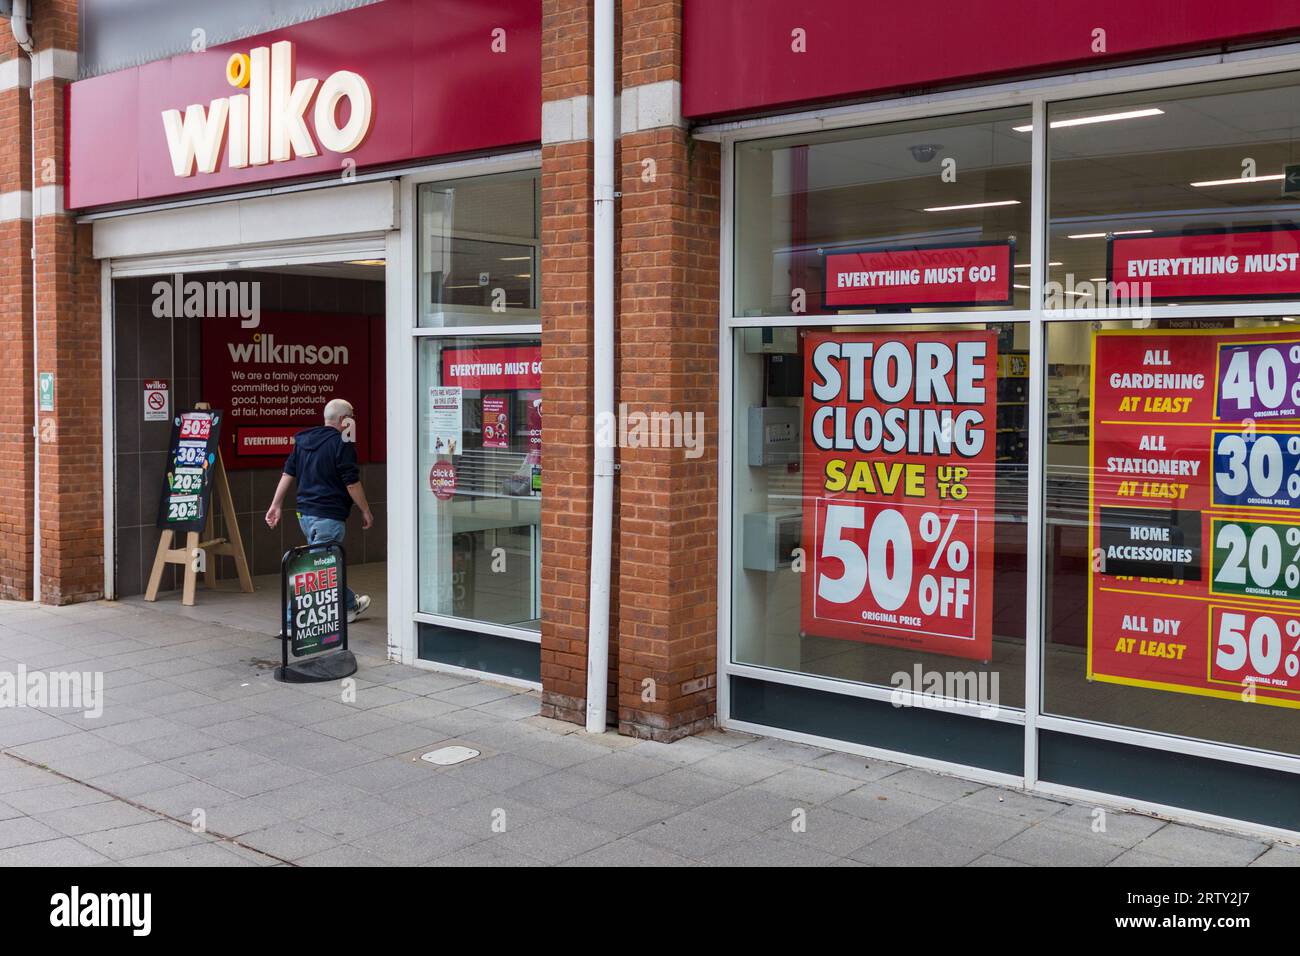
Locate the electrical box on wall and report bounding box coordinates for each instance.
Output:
[742,326,798,354]
[742,511,802,572]
[748,405,800,467]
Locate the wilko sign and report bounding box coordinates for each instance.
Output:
[801,330,997,660]
[163,40,373,178]
[66,0,542,208]
[822,241,1014,310]
[441,346,542,391]
[1107,226,1300,302]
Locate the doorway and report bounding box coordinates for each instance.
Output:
[110,261,389,643]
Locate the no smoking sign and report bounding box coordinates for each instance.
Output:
[144,379,170,422]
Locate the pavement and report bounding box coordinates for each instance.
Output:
[1,596,1298,867]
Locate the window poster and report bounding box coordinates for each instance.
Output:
[1089,327,1300,708]
[482,395,510,449]
[801,330,997,660]
[428,386,463,455]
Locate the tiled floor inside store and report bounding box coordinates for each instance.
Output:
[0,590,1297,866]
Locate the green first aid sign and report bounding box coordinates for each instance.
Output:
[38,372,54,412]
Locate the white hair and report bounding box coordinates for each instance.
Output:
[324,398,354,424]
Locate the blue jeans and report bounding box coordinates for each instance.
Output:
[298,514,358,611]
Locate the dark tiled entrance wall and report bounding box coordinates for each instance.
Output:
[113,272,386,597]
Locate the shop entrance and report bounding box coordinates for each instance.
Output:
[110,261,388,641]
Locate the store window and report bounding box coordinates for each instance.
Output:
[1044,316,1300,757]
[418,169,540,327]
[417,333,542,630]
[1048,73,1300,309]
[413,167,543,658]
[734,108,1031,318]
[731,322,1029,711]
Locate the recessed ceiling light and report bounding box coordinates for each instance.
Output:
[1067,229,1154,240]
[923,199,1021,212]
[1190,174,1286,187]
[499,256,532,261]
[1012,108,1164,132]
[1015,262,1062,269]
[348,259,386,266]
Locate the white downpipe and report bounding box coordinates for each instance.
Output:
[13,0,39,604]
[585,0,616,733]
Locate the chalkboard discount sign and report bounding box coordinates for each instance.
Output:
[156,409,223,532]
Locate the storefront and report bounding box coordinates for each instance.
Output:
[692,2,1300,836]
[63,0,545,685]
[17,0,1300,841]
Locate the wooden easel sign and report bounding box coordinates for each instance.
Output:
[145,406,253,605]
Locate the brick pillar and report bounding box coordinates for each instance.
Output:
[616,0,720,740]
[0,31,35,600]
[539,0,599,723]
[32,4,104,604]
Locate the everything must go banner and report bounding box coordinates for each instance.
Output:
[822,241,1014,310]
[1089,327,1300,708]
[801,330,997,661]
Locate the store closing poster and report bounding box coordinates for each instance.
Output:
[1089,327,1300,708]
[801,330,997,660]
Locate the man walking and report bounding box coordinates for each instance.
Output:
[266,398,374,622]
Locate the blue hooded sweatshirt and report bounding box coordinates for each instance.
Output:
[283,426,359,520]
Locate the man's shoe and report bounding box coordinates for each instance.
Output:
[348,594,372,623]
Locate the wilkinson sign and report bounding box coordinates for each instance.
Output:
[162,40,373,177]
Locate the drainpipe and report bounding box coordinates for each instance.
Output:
[12,0,39,604]
[585,0,615,733]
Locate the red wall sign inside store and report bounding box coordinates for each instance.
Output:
[201,312,384,470]
[66,0,541,208]
[441,345,542,391]
[683,1,1300,118]
[1089,328,1300,709]
[823,242,1014,310]
[1107,227,1300,302]
[801,330,997,660]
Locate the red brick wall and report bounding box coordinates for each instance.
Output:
[537,0,722,738]
[539,0,599,724]
[616,121,720,739]
[10,0,106,604]
[0,30,34,599]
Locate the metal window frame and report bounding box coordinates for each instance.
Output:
[712,43,1300,805]
[395,152,543,689]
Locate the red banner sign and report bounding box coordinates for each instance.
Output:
[823,242,1014,310]
[441,346,542,391]
[1108,227,1300,302]
[1088,327,1300,709]
[801,330,998,660]
[66,0,541,208]
[201,312,382,469]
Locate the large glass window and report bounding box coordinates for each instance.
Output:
[731,322,1029,710]
[1044,316,1300,757]
[417,333,541,630]
[417,169,540,327]
[1048,73,1300,309]
[734,108,1032,318]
